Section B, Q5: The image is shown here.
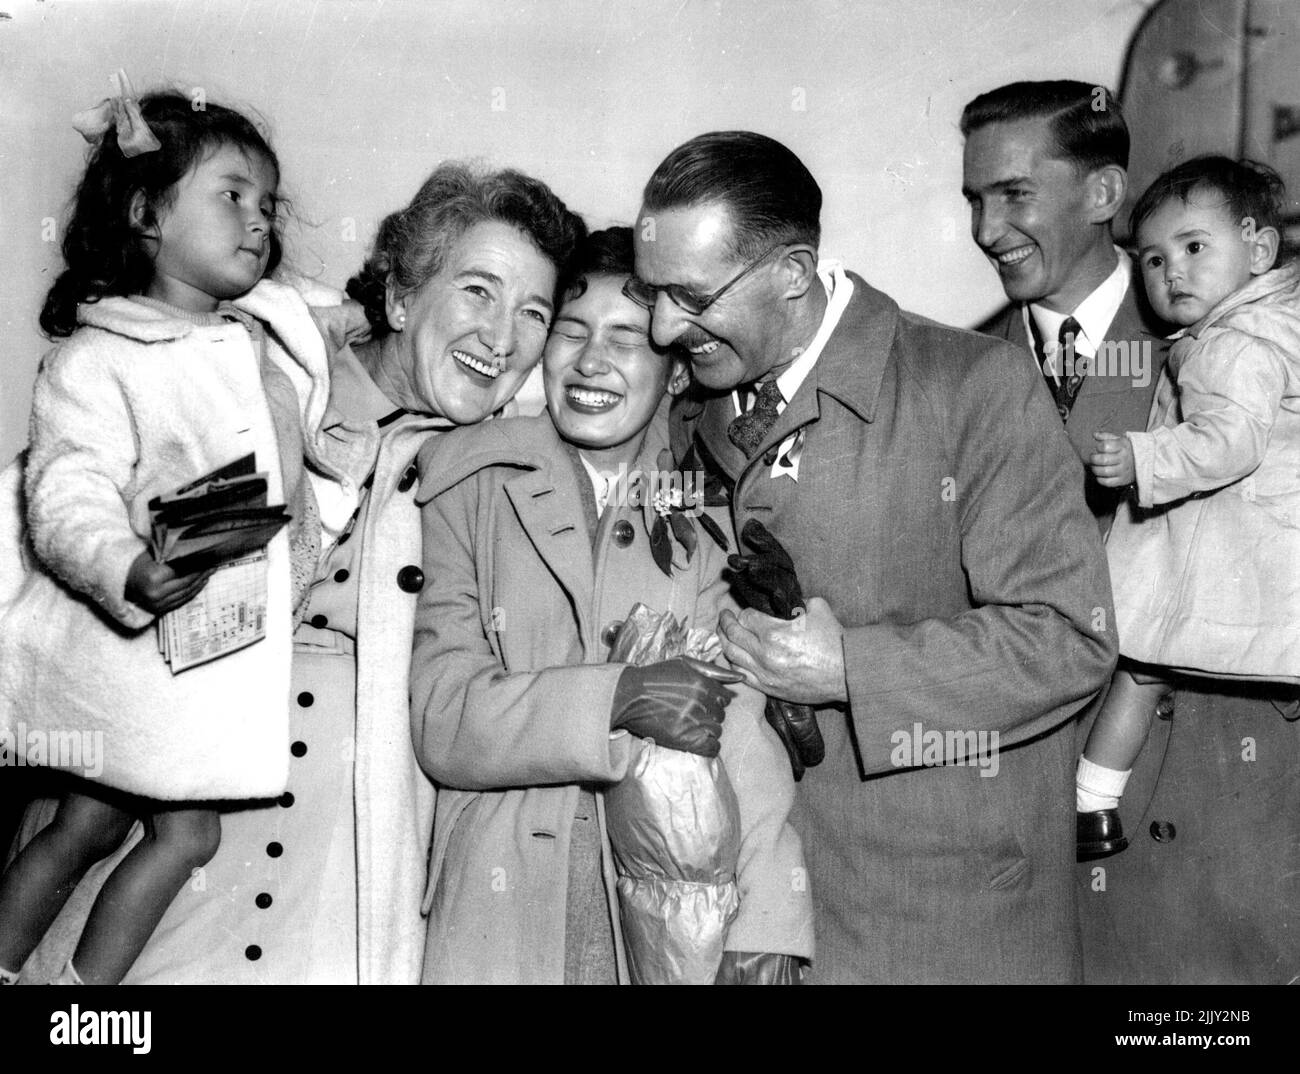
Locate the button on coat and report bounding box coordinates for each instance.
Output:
[397,565,424,593]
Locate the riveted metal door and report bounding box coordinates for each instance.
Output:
[1120,0,1299,239]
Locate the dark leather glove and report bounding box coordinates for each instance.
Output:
[611,656,740,758]
[714,951,805,985]
[727,520,826,778]
[727,519,802,619]
[763,697,825,781]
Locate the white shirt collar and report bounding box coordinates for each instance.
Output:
[733,260,854,415]
[1025,246,1130,364]
[578,453,613,515]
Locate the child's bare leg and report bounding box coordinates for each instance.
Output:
[1084,666,1170,773]
[1077,665,1171,859]
[1076,664,1170,822]
[72,806,221,985]
[0,788,135,973]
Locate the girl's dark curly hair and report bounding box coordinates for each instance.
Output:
[346,161,587,336]
[40,91,283,338]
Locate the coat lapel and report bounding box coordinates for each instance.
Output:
[502,444,597,642]
[723,275,895,498]
[693,391,748,484]
[1072,274,1171,406]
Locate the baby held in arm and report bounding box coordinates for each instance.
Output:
[1078,156,1300,861]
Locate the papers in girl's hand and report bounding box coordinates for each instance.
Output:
[149,454,289,673]
[157,551,269,673]
[148,453,291,575]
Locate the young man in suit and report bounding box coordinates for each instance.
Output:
[961,80,1170,524]
[961,80,1300,984]
[632,130,1116,983]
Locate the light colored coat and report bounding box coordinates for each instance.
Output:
[0,281,338,800]
[268,299,449,984]
[337,410,448,984]
[409,411,813,984]
[1107,262,1300,681]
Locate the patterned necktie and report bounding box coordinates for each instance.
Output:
[1045,315,1087,422]
[727,379,785,458]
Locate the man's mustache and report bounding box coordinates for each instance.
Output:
[677,330,721,351]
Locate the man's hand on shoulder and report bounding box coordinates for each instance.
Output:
[718,596,848,706]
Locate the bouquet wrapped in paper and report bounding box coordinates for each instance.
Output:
[605,602,742,984]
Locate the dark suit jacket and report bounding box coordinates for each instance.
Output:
[1078,683,1300,983]
[977,271,1170,523]
[672,274,1117,983]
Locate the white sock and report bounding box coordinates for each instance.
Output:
[1076,756,1131,812]
[0,965,19,985]
[51,959,84,985]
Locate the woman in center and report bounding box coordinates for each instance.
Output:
[411,227,813,984]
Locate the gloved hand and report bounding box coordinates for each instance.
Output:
[727,520,826,778]
[611,656,740,758]
[714,951,805,985]
[763,696,826,781]
[727,519,802,619]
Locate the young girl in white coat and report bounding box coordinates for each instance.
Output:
[1079,157,1300,860]
[0,86,321,984]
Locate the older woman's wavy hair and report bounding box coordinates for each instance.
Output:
[346,162,587,335]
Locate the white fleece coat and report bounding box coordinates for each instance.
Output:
[8,294,443,983]
[0,281,341,801]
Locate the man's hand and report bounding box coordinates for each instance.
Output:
[1089,431,1136,488]
[717,596,848,705]
[124,551,215,616]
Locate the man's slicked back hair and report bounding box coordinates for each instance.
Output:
[641,131,822,261]
[960,80,1130,174]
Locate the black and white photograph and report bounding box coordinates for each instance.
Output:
[0,0,1296,1046]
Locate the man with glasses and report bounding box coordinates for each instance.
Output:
[633,130,1116,983]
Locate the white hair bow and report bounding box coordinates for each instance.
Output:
[71,70,161,157]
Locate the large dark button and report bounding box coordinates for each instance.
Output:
[398,465,418,493]
[310,614,328,629]
[1150,820,1176,843]
[297,691,314,708]
[278,792,295,809]
[255,893,273,909]
[600,621,622,648]
[290,741,307,758]
[266,842,283,858]
[333,569,350,584]
[397,565,424,593]
[1155,695,1174,721]
[245,945,262,961]
[611,520,635,547]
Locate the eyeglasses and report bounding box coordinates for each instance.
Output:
[622,244,784,316]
